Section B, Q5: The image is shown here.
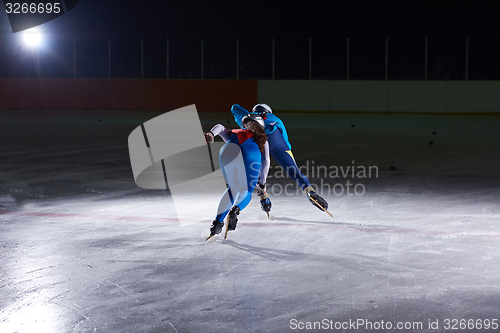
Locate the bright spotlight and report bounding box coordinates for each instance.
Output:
[22,30,42,48]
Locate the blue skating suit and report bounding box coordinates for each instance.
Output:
[215,129,262,222]
[231,104,311,190]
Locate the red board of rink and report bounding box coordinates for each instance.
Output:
[143,80,200,111]
[0,78,258,112]
[0,78,87,110]
[87,79,143,111]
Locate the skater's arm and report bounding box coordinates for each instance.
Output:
[210,124,230,142]
[231,104,249,128]
[259,141,270,184]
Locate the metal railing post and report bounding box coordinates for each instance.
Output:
[309,38,312,80]
[272,38,275,80]
[141,38,144,79]
[465,36,469,80]
[425,37,428,80]
[346,37,350,80]
[385,37,388,80]
[166,38,169,79]
[108,38,111,78]
[73,36,76,78]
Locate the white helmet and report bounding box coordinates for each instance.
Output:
[252,103,273,114]
[242,113,265,129]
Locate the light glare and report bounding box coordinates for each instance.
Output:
[22,30,42,47]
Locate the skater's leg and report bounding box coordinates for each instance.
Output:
[276,150,311,190]
[232,140,261,211]
[225,142,262,233]
[268,131,311,190]
[216,140,258,218]
[214,188,234,222]
[215,140,261,228]
[215,142,244,221]
[268,131,328,211]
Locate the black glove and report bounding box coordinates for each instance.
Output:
[256,182,266,197]
[204,131,214,143]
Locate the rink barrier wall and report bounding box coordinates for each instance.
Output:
[2,78,500,114]
[257,80,500,114]
[0,78,258,112]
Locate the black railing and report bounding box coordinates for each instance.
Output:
[1,34,499,80]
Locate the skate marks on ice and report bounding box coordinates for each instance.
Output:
[208,215,500,240]
[199,215,362,244]
[268,215,374,228]
[200,238,456,286]
[216,239,403,270]
[220,239,313,262]
[260,215,437,236]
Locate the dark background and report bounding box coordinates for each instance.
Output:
[1,0,500,79]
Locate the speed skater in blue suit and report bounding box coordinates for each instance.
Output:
[204,113,270,238]
[231,103,328,214]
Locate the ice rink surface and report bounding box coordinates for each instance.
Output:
[1,110,500,333]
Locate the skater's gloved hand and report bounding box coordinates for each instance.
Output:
[204,131,214,143]
[256,182,266,197]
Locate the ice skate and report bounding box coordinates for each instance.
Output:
[206,220,224,241]
[304,186,328,211]
[257,185,271,218]
[227,206,240,231]
[225,206,240,239]
[260,197,271,218]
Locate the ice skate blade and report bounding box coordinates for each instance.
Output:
[309,196,334,219]
[224,215,230,240]
[205,233,221,243]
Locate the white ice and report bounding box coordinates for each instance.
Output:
[1,110,500,333]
